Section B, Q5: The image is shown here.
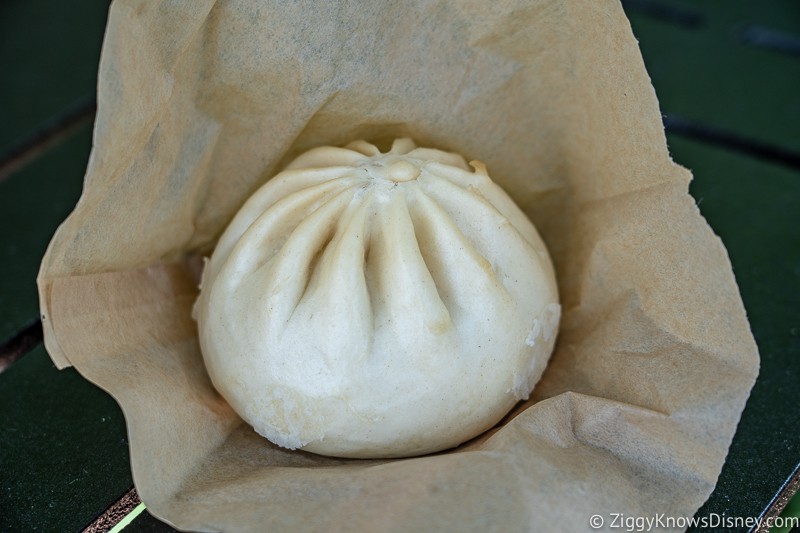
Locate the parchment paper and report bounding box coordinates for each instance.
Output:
[38,0,760,531]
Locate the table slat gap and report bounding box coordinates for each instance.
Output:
[0,319,42,374]
[753,463,800,533]
[664,114,800,170]
[0,95,96,183]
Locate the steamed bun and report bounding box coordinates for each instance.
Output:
[194,139,560,458]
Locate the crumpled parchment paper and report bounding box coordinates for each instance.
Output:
[38,0,759,531]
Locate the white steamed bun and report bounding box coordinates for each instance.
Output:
[194,138,560,458]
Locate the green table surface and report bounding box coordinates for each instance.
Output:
[1,1,798,532]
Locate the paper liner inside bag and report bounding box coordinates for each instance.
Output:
[38,0,759,531]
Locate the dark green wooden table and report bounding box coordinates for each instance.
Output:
[1,1,798,531]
